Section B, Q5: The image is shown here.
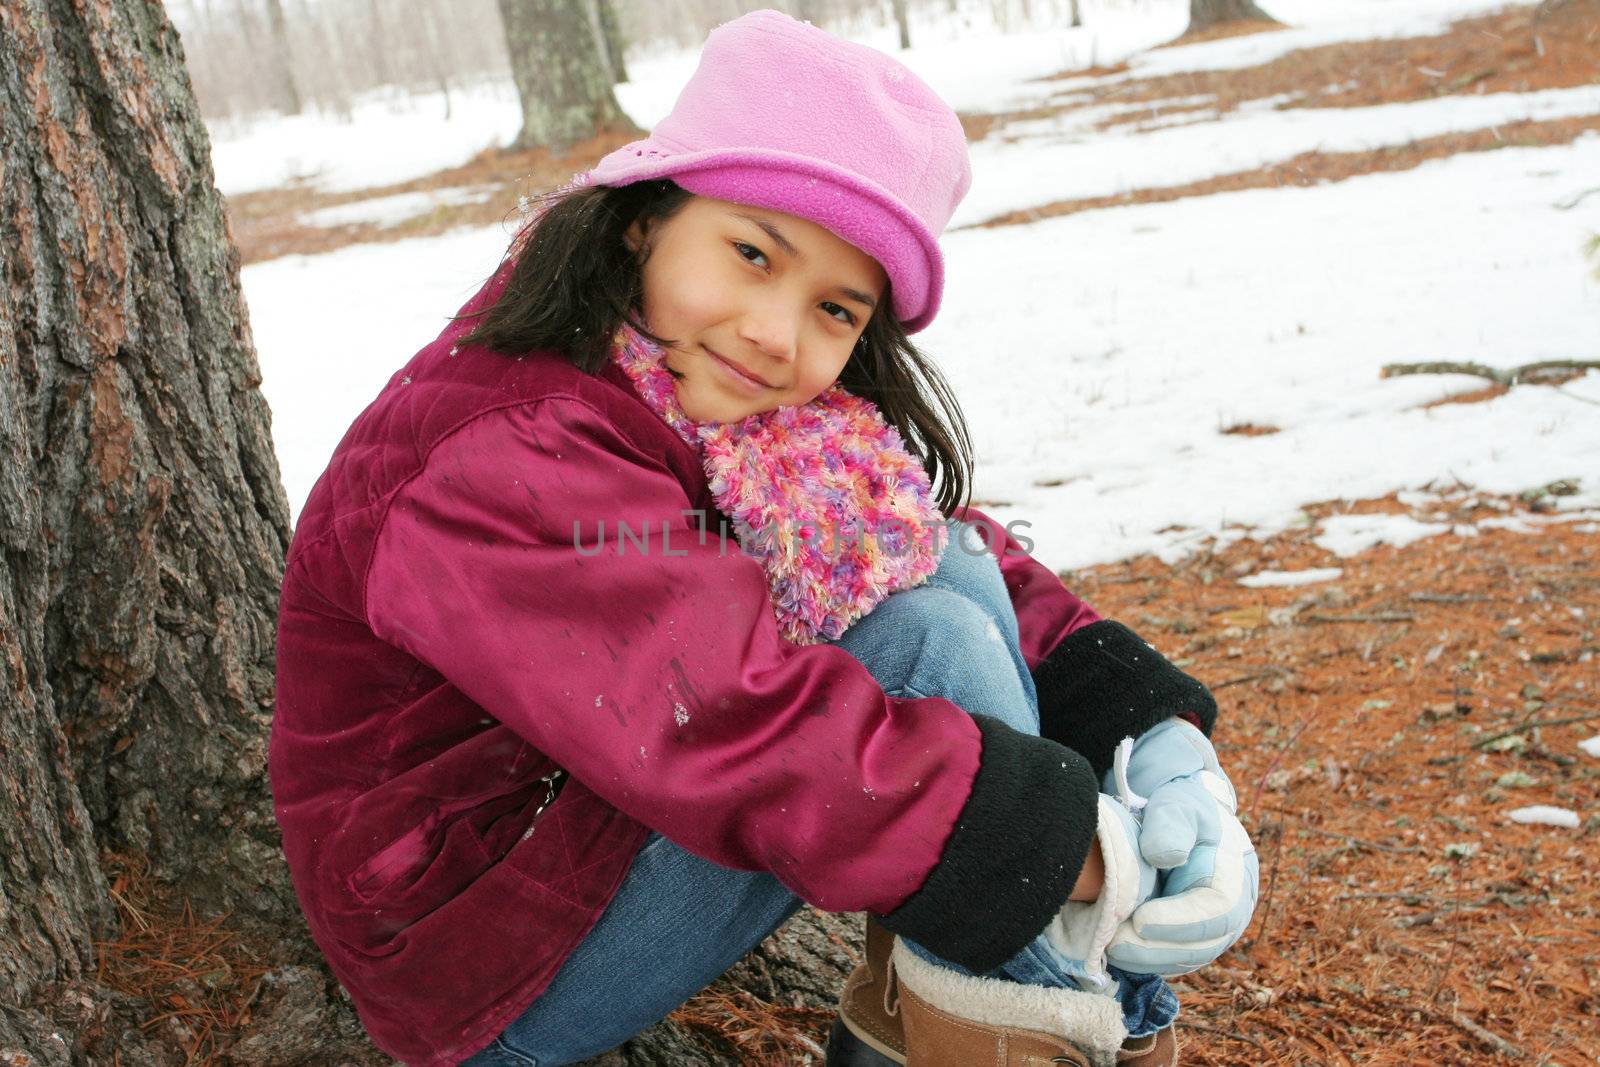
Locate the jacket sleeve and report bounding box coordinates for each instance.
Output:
[951,506,1218,777]
[364,397,1100,974]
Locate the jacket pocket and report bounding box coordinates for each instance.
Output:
[346,812,493,906]
[343,772,564,909]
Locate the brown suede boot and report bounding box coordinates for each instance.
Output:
[830,924,1179,1067]
[1116,1024,1179,1066]
[833,917,908,1063]
[890,938,1127,1067]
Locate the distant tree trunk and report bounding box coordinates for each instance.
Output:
[496,0,636,152]
[1189,0,1277,30]
[1070,0,1083,27]
[584,0,613,85]
[0,2,378,1062]
[419,0,455,119]
[368,0,392,89]
[891,0,911,48]
[295,0,354,120]
[597,0,630,83]
[262,0,303,114]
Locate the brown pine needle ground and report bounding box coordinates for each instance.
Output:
[1061,488,1598,1065]
[670,487,1599,1065]
[668,988,836,1062]
[94,851,274,1066]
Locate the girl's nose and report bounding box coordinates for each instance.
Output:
[736,299,800,364]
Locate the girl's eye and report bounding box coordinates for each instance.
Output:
[733,241,768,268]
[820,301,856,326]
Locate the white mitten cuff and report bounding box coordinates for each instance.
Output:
[1044,794,1153,988]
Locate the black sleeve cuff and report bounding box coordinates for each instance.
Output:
[873,714,1099,975]
[1032,619,1218,778]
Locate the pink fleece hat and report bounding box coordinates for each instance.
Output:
[586,9,971,334]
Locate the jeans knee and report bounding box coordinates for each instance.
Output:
[931,532,1007,601]
[855,586,1017,699]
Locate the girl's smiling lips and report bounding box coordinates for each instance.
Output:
[704,345,775,390]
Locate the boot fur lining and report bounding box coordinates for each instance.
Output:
[890,938,1128,1066]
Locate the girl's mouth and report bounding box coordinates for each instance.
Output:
[705,346,772,391]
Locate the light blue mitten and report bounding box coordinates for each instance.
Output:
[1102,718,1259,977]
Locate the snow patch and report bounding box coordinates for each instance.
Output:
[1313,515,1452,558]
[1506,806,1580,829]
[1238,567,1344,588]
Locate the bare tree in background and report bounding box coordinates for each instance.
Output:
[497,0,635,152]
[366,0,393,89]
[417,0,457,119]
[262,0,303,114]
[892,0,912,48]
[1188,0,1278,31]
[597,0,630,83]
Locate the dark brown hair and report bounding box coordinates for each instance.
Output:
[460,180,974,515]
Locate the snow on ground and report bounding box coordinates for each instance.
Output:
[238,1,1599,574]
[955,85,1600,226]
[209,81,522,196]
[1312,515,1455,557]
[298,185,499,229]
[927,134,1600,570]
[207,0,1541,196]
[1067,0,1533,84]
[1238,567,1344,588]
[249,225,516,505]
[1506,805,1581,828]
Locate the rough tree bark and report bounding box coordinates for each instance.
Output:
[1189,0,1278,30]
[497,0,636,153]
[0,2,363,1062]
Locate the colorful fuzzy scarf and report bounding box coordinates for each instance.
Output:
[609,323,947,645]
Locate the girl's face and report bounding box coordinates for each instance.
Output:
[626,195,887,424]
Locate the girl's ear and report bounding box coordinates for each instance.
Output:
[623,217,648,254]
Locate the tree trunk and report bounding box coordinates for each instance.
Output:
[0,1,362,1061]
[496,0,635,153]
[1189,0,1277,30]
[1070,0,1083,28]
[891,0,911,49]
[597,0,630,84]
[262,0,302,114]
[418,0,455,120]
[367,0,392,89]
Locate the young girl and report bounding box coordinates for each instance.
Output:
[270,11,1256,1067]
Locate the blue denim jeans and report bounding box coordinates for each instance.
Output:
[463,531,1176,1066]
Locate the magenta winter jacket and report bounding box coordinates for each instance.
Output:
[269,262,1217,1066]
